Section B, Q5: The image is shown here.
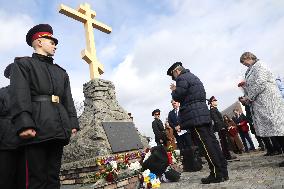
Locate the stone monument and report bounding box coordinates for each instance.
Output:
[58,3,148,172]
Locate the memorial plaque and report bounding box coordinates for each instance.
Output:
[102,122,144,153]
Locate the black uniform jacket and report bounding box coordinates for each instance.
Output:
[171,69,211,129]
[9,53,79,145]
[0,86,19,150]
[210,106,227,132]
[152,118,167,144]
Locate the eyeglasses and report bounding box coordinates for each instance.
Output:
[154,113,160,116]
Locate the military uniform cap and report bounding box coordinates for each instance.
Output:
[26,24,58,46]
[167,62,183,76]
[152,109,161,116]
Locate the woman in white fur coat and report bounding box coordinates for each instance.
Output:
[239,52,284,167]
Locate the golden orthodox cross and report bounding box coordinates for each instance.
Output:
[59,3,112,79]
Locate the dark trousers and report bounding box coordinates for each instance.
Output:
[262,137,274,153]
[190,124,228,178]
[218,129,231,159]
[275,136,284,164]
[271,137,282,152]
[263,137,282,153]
[255,135,265,149]
[0,150,18,189]
[18,141,64,189]
[239,132,255,151]
[275,136,284,150]
[176,132,192,150]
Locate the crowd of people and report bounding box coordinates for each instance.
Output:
[151,52,284,184]
[0,23,283,188]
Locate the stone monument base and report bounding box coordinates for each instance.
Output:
[61,79,148,188]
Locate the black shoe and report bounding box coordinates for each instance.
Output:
[264,152,273,156]
[268,151,279,156]
[201,174,224,184]
[274,151,282,155]
[226,155,237,160]
[279,161,284,167]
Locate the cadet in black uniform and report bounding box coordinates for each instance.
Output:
[9,24,80,189]
[167,62,228,184]
[0,63,20,189]
[152,109,167,146]
[209,96,236,160]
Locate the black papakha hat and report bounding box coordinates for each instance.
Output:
[152,109,161,116]
[26,24,58,46]
[167,62,183,76]
[4,63,13,79]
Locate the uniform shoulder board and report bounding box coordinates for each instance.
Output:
[14,56,31,61]
[13,56,31,63]
[54,64,66,72]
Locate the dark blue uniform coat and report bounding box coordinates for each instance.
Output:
[171,69,211,129]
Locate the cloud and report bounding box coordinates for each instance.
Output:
[106,0,284,138]
[0,11,33,52]
[0,10,34,87]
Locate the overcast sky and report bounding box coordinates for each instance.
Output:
[1,0,284,138]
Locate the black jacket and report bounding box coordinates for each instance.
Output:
[152,118,167,144]
[210,106,227,132]
[171,69,211,129]
[167,109,179,137]
[142,145,169,176]
[9,53,79,146]
[0,86,19,150]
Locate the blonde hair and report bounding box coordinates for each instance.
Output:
[240,52,259,63]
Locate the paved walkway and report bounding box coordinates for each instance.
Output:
[160,151,284,189]
[62,151,284,189]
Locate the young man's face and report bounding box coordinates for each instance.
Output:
[40,38,57,56]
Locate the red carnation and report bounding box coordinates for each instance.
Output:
[105,172,114,182]
[145,148,150,153]
[167,152,173,165]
